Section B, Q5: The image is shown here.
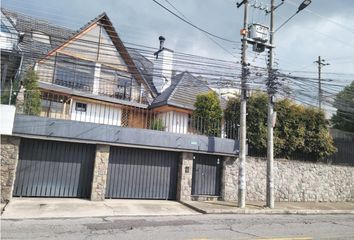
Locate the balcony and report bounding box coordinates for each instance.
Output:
[18,91,238,139]
[35,52,150,104]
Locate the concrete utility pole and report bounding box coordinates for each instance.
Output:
[266,0,275,209]
[314,56,329,110]
[238,0,249,209]
[265,0,312,209]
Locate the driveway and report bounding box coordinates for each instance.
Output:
[1,198,198,219]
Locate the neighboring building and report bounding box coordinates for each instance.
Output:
[1,9,239,204]
[0,10,20,96]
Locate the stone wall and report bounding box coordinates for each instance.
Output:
[1,135,20,203]
[222,156,354,202]
[90,145,110,201]
[177,152,194,201]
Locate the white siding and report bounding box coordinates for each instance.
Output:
[159,111,189,134]
[70,99,121,126]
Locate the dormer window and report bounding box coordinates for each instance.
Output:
[32,31,50,44]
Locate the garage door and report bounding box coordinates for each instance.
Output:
[192,154,222,196]
[13,139,95,198]
[106,147,179,200]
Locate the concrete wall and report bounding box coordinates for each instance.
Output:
[0,105,16,135]
[222,156,354,202]
[1,135,20,203]
[13,115,238,156]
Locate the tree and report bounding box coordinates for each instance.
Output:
[192,91,223,137]
[23,69,41,115]
[331,81,354,133]
[224,92,268,155]
[224,92,336,161]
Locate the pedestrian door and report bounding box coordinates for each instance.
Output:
[192,154,222,196]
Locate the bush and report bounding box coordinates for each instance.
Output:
[224,92,336,161]
[331,81,354,133]
[192,91,223,137]
[150,118,165,131]
[23,69,41,115]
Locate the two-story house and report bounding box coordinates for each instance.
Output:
[1,9,238,203]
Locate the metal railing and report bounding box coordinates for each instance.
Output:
[17,92,238,140]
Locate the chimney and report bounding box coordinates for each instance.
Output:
[153,36,174,93]
[158,36,165,51]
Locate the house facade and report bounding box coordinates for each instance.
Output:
[1,9,239,203]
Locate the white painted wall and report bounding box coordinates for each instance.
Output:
[159,111,189,134]
[70,99,122,126]
[153,49,174,93]
[0,104,16,135]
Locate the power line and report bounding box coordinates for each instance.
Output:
[152,0,239,44]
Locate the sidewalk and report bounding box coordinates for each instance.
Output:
[181,200,354,215]
[1,198,199,219]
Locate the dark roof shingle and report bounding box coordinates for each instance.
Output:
[151,71,213,110]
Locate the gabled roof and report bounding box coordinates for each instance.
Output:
[2,8,156,98]
[150,71,213,110]
[38,12,156,98]
[128,48,158,95]
[1,8,74,71]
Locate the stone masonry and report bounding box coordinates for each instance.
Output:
[222,156,354,202]
[1,135,20,203]
[177,152,194,201]
[90,145,110,201]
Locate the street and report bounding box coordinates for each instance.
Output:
[2,214,354,240]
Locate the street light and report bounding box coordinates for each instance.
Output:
[274,0,312,33]
[297,0,312,13]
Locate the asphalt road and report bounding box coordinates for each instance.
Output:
[2,214,354,240]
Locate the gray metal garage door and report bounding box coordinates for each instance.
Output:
[13,139,95,198]
[106,147,179,200]
[192,154,222,196]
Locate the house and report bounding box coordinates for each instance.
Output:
[0,10,21,100]
[1,9,238,204]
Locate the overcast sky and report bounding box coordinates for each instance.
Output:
[3,0,354,80]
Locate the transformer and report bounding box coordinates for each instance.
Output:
[248,24,269,43]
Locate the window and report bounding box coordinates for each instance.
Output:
[100,66,131,100]
[0,20,11,33]
[54,53,95,91]
[75,102,87,112]
[32,31,50,44]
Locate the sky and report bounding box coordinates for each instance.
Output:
[2,0,354,111]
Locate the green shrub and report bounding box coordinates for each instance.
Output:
[150,118,165,131]
[23,69,41,115]
[224,92,336,161]
[331,81,354,133]
[192,91,223,137]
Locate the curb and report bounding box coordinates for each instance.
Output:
[180,202,354,215]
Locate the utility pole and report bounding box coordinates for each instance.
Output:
[314,56,329,110]
[266,0,275,209]
[237,0,249,208]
